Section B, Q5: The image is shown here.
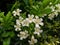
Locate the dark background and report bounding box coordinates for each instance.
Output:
[0,0,15,12]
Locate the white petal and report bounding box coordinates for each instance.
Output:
[20,37,23,40]
[39,22,44,26]
[35,24,40,27]
[40,30,43,33]
[40,18,43,21]
[34,39,37,43]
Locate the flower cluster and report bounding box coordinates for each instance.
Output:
[13,9,44,45]
[13,3,60,44]
[48,3,60,20]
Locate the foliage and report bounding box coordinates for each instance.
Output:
[0,12,15,45]
[0,0,60,45]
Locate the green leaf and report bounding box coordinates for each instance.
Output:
[1,11,14,30]
[5,11,12,21]
[23,0,29,5]
[21,12,26,19]
[0,18,3,22]
[2,31,14,38]
[43,8,51,14]
[0,12,4,18]
[29,0,34,5]
[3,38,10,45]
[42,0,51,7]
[53,0,59,4]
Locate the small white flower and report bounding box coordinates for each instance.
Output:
[18,16,23,24]
[34,27,43,36]
[18,30,29,40]
[48,11,58,20]
[50,6,55,12]
[12,9,22,16]
[49,2,52,5]
[19,16,23,20]
[33,16,44,27]
[26,14,34,23]
[14,17,23,31]
[54,11,58,16]
[56,41,60,43]
[16,19,20,25]
[28,36,37,45]
[16,17,23,25]
[55,4,60,12]
[48,13,55,20]
[56,4,60,8]
[35,24,40,27]
[21,19,30,26]
[14,24,21,31]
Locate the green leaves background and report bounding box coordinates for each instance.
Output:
[0,0,60,45]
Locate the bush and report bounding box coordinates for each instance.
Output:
[0,0,60,45]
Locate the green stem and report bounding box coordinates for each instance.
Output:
[11,1,19,11]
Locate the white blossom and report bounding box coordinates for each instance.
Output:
[56,41,60,43]
[14,24,21,31]
[55,4,60,12]
[16,17,23,25]
[14,17,23,31]
[53,11,58,16]
[48,13,55,20]
[48,4,60,20]
[49,2,52,5]
[48,11,58,20]
[28,36,37,45]
[19,16,23,20]
[21,19,30,26]
[16,19,20,25]
[33,16,44,27]
[18,30,29,40]
[50,6,55,12]
[26,14,34,23]
[34,27,43,36]
[12,9,22,16]
[18,16,23,24]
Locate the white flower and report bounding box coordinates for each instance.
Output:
[56,41,60,43]
[14,24,21,31]
[19,16,23,21]
[49,2,52,5]
[16,19,20,25]
[50,6,55,12]
[21,19,30,26]
[12,9,22,16]
[54,11,58,16]
[55,4,60,12]
[14,17,23,31]
[35,24,40,27]
[18,16,23,24]
[33,16,44,27]
[48,13,55,20]
[34,27,43,36]
[18,30,29,40]
[16,17,23,25]
[26,14,34,23]
[48,11,58,20]
[28,36,37,45]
